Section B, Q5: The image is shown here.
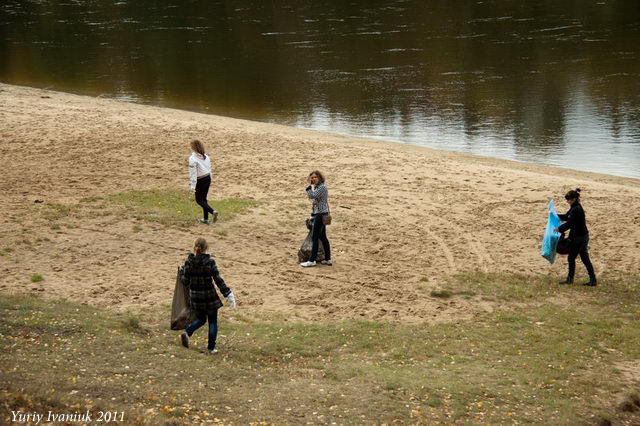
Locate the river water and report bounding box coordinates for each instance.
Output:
[2,0,639,178]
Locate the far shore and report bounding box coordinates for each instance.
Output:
[1,82,639,322]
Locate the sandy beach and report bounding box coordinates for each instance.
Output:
[1,82,639,323]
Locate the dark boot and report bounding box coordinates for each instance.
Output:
[584,278,597,287]
[559,278,573,285]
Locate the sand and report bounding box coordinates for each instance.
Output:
[1,82,639,323]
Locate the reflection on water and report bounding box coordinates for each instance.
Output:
[1,0,639,178]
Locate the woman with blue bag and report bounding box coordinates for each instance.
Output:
[554,188,597,286]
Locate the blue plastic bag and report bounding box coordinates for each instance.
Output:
[541,200,562,264]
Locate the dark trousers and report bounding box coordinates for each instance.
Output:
[310,213,331,262]
[186,309,218,351]
[567,235,596,281]
[195,175,215,220]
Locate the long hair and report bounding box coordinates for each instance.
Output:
[309,170,325,183]
[190,140,206,159]
[193,237,208,256]
[564,188,581,201]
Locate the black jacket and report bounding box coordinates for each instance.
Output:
[558,202,589,239]
[181,253,231,314]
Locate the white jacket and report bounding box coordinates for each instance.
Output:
[188,152,211,190]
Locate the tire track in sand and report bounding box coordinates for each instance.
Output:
[428,215,494,273]
[420,224,457,275]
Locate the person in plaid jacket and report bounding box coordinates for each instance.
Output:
[180,238,236,354]
[300,170,332,268]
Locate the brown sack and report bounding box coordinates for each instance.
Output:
[170,267,197,330]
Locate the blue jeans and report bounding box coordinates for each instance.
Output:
[309,213,331,262]
[186,309,218,351]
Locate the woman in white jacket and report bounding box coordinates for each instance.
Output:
[189,140,218,224]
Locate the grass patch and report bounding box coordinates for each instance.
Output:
[440,272,640,311]
[132,225,143,233]
[3,248,12,253]
[2,275,640,424]
[80,196,103,203]
[107,190,258,227]
[42,203,76,221]
[428,288,477,299]
[121,315,148,335]
[30,274,44,282]
[430,289,452,298]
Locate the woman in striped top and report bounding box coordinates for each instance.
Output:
[300,170,332,267]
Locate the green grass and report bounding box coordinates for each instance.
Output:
[120,315,149,336]
[2,274,640,424]
[38,189,259,229]
[30,274,43,282]
[430,289,452,298]
[79,196,103,203]
[438,272,639,311]
[42,203,75,221]
[106,190,258,227]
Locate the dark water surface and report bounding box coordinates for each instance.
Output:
[2,0,640,178]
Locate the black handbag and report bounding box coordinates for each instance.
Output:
[556,234,571,255]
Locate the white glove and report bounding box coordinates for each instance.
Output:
[226,292,236,309]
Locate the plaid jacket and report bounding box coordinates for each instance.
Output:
[181,253,231,314]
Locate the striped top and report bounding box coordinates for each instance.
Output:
[306,183,329,214]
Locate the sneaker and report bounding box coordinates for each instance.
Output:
[211,211,219,223]
[197,218,209,224]
[320,259,332,266]
[300,261,316,267]
[180,332,189,348]
[206,348,218,355]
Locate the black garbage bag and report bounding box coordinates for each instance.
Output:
[170,267,197,330]
[556,233,571,255]
[298,217,325,263]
